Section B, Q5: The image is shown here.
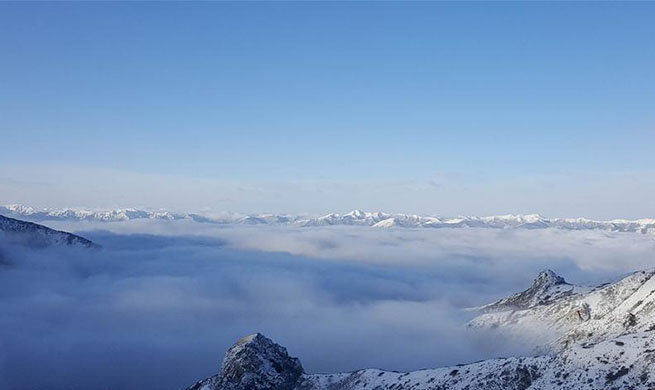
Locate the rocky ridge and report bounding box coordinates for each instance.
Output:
[186,268,655,390]
[0,214,96,248]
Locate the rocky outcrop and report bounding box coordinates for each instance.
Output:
[187,334,303,390]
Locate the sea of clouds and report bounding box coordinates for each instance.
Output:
[1,220,655,390]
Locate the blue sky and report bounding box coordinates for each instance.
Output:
[1,2,655,217]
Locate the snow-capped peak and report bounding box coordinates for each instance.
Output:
[344,209,365,218]
[4,204,36,215]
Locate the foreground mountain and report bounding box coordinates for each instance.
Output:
[3,205,655,234]
[186,269,655,390]
[0,214,96,248]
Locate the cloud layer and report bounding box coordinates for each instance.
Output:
[1,222,654,390]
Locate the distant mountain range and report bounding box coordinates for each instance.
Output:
[187,268,655,390]
[3,204,655,234]
[0,214,96,248]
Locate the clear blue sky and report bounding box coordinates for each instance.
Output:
[1,2,655,217]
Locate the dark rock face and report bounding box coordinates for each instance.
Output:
[216,333,304,390]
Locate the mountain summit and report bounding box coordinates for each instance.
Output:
[481,269,573,312]
[533,269,567,287]
[188,333,303,390]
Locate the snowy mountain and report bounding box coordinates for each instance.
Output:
[3,204,655,234]
[470,268,655,351]
[186,268,655,390]
[0,214,96,248]
[0,204,186,223]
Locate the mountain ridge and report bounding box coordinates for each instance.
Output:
[186,268,655,390]
[3,205,655,234]
[0,214,97,248]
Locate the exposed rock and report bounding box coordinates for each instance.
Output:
[187,334,303,390]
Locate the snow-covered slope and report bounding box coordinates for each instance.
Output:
[186,269,655,390]
[4,205,655,234]
[0,214,96,248]
[469,269,655,350]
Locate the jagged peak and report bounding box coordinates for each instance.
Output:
[345,209,365,218]
[532,269,567,289]
[480,269,574,312]
[218,333,304,390]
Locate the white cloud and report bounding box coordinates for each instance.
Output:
[1,222,653,389]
